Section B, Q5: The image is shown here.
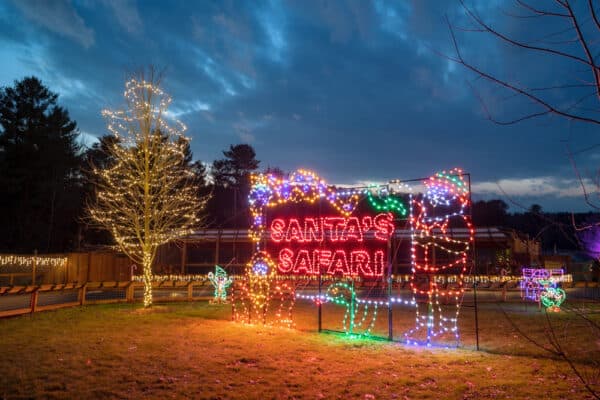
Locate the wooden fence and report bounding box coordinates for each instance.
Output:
[68,252,131,283]
[0,280,215,318]
[0,252,132,286]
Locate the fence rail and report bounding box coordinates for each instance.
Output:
[1,277,598,319]
[0,280,218,318]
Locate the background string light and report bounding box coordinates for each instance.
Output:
[0,255,68,268]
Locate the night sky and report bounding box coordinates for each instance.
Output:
[1,0,599,211]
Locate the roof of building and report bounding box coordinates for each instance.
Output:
[184,227,510,243]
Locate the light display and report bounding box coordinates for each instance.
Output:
[207,265,233,303]
[232,252,295,327]
[539,281,566,311]
[245,167,471,344]
[366,186,408,216]
[303,282,379,336]
[405,168,473,346]
[0,255,67,268]
[297,290,416,336]
[521,268,566,311]
[244,169,400,330]
[88,77,208,307]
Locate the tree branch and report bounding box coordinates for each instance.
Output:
[447,17,600,125]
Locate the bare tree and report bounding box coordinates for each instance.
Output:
[88,70,209,307]
[447,3,600,396]
[448,0,600,124]
[447,0,600,210]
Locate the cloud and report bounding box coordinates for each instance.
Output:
[12,0,94,48]
[0,40,101,102]
[77,130,100,149]
[472,177,592,198]
[101,0,143,35]
[2,0,598,213]
[166,99,211,119]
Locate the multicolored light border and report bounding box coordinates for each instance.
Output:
[244,168,473,345]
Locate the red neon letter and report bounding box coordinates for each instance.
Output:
[286,218,305,242]
[341,217,363,242]
[327,250,349,275]
[362,216,372,232]
[304,218,323,243]
[314,250,332,274]
[350,250,372,276]
[373,250,385,276]
[323,217,346,242]
[278,248,294,273]
[271,218,286,242]
[293,249,312,274]
[374,213,394,240]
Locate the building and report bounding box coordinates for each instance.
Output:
[154,227,541,276]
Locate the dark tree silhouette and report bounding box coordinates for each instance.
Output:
[264,166,287,179]
[209,144,260,227]
[212,144,260,187]
[0,76,82,252]
[472,199,509,226]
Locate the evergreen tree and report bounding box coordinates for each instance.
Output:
[209,144,260,227]
[0,76,82,252]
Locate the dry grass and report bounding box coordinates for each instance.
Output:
[0,300,598,399]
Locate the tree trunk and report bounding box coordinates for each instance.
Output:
[142,253,153,307]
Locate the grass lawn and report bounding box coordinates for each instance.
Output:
[0,300,598,399]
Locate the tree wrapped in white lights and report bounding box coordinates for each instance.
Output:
[88,75,208,307]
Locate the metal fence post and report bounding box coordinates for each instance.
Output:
[473,281,480,351]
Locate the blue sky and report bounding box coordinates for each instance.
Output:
[1,0,599,212]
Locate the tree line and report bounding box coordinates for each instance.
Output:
[472,199,598,252]
[0,77,264,254]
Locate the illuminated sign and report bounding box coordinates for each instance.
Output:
[267,213,394,277]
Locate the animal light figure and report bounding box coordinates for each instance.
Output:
[323,282,379,336]
[539,279,566,312]
[208,265,233,304]
[232,252,295,327]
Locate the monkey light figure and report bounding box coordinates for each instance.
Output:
[405,169,473,346]
[208,265,233,304]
